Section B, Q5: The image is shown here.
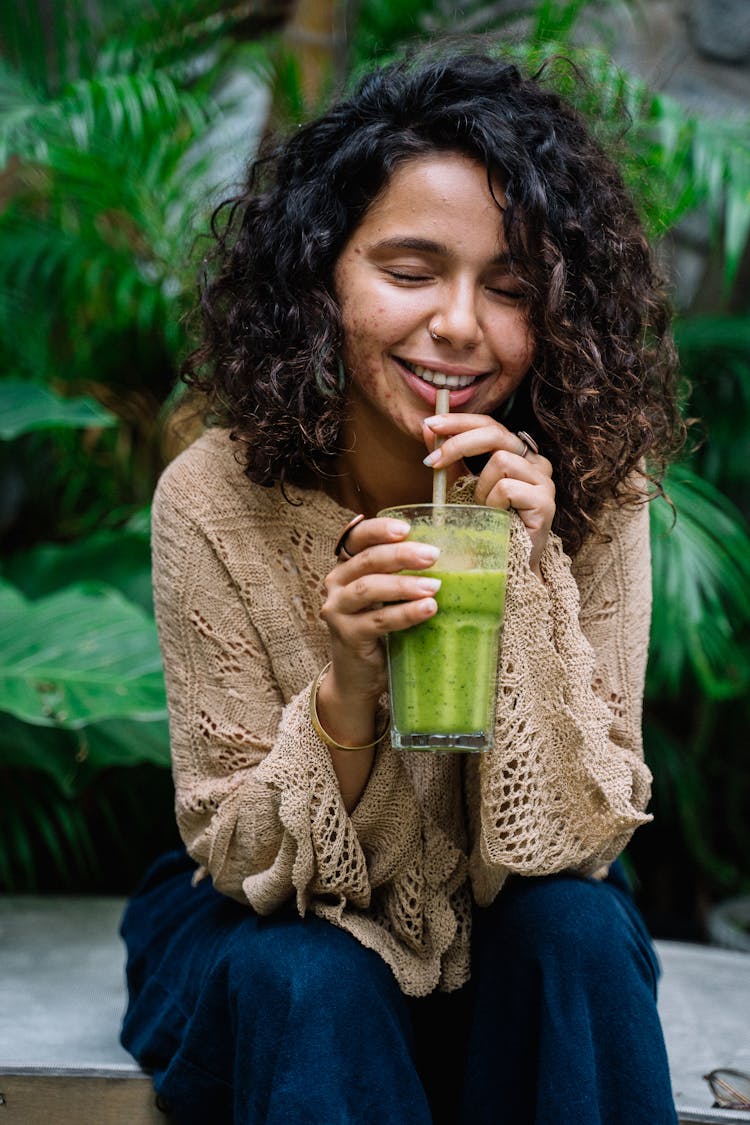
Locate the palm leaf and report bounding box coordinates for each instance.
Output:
[0,0,99,97]
[531,0,634,44]
[649,466,750,699]
[674,316,750,495]
[0,59,61,163]
[352,0,437,67]
[0,770,98,891]
[0,51,255,380]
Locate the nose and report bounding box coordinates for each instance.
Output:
[430,278,482,349]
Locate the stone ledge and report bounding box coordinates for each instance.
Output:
[1,897,749,1123]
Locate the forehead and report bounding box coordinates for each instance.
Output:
[354,152,507,248]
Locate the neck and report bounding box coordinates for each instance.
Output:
[325,420,460,518]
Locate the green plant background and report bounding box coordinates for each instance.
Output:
[1,0,749,935]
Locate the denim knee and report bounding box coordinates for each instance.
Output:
[475,872,659,994]
[220,911,404,1021]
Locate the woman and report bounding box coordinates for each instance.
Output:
[121,45,683,1124]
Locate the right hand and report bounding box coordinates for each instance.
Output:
[320,516,442,705]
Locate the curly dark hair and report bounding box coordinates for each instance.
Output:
[184,42,684,554]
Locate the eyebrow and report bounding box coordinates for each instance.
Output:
[370,236,510,266]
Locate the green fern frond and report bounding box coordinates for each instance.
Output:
[649,466,750,699]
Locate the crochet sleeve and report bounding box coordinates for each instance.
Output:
[468,495,654,904]
[150,470,466,980]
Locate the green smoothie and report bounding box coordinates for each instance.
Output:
[387,568,506,751]
[379,503,510,753]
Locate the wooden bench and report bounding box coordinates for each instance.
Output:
[1,896,749,1123]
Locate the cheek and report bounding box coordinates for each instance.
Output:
[339,298,409,359]
[339,270,420,340]
[491,315,535,371]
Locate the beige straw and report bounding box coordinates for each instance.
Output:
[431,388,450,506]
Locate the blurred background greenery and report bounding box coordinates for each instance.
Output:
[1,0,748,938]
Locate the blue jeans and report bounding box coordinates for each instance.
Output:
[120,851,677,1124]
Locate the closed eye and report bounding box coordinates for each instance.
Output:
[487,285,524,300]
[383,269,433,283]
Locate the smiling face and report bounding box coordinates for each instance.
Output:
[334,152,535,458]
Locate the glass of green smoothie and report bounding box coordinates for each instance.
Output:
[379,504,510,753]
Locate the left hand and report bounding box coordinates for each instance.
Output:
[423,413,556,576]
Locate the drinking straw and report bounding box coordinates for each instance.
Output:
[431,388,450,506]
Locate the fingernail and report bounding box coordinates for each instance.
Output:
[416,577,442,593]
[424,415,443,428]
[387,520,410,536]
[415,545,440,563]
[423,451,441,467]
[420,598,438,616]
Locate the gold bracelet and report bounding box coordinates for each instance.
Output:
[309,662,391,752]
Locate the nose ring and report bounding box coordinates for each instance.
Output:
[430,326,444,342]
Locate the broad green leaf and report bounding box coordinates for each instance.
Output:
[4,530,153,612]
[0,714,79,795]
[82,718,170,769]
[0,712,170,799]
[0,579,167,727]
[0,380,116,440]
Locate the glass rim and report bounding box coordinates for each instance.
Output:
[377,503,510,518]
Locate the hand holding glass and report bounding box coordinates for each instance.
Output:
[378,504,510,753]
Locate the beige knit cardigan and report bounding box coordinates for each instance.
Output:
[151,427,653,997]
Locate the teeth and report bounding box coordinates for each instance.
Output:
[403,361,476,388]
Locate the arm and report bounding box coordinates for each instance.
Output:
[151,468,466,957]
[151,477,368,915]
[468,495,653,903]
[420,413,652,897]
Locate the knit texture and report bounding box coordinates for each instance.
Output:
[151,428,653,997]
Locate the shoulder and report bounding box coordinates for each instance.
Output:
[151,426,347,555]
[151,427,313,544]
[153,427,257,522]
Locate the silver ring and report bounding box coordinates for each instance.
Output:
[517,430,539,458]
[430,327,443,342]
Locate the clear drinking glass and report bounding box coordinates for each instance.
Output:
[379,504,510,753]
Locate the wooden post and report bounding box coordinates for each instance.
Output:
[283,0,350,111]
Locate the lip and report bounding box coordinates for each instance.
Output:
[394,355,493,379]
[392,355,492,408]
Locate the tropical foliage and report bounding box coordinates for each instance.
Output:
[1,0,749,923]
